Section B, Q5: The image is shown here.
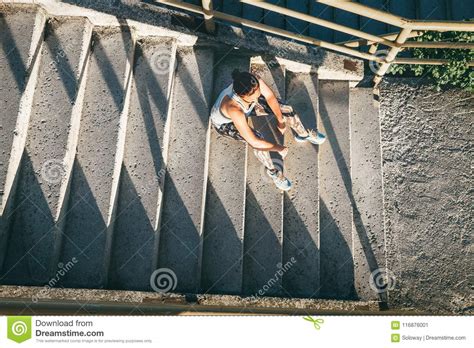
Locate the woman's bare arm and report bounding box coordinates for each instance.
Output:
[258,78,285,125]
[222,100,285,152]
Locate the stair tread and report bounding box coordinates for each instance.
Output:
[350,87,385,301]
[242,60,284,297]
[282,71,320,298]
[2,17,90,285]
[0,8,38,209]
[108,38,176,291]
[201,54,249,294]
[59,27,133,288]
[318,80,356,300]
[157,46,214,293]
[0,7,39,278]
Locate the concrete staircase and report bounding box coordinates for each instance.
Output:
[0,3,385,303]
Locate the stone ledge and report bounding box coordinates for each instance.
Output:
[0,285,383,314]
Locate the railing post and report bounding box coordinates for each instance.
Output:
[201,0,215,33]
[374,28,412,85]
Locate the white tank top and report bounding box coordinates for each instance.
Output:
[210,83,256,128]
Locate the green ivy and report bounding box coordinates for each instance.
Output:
[388,28,473,91]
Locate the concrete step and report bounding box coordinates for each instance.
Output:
[308,2,334,43]
[242,58,285,297]
[0,4,391,304]
[59,26,134,289]
[201,54,250,295]
[0,6,44,274]
[108,38,177,291]
[349,87,385,301]
[1,17,92,285]
[157,46,214,293]
[318,80,356,300]
[282,71,320,298]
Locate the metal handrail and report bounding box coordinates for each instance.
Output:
[157,0,384,62]
[316,0,474,31]
[154,0,474,84]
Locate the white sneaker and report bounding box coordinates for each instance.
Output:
[295,129,326,145]
[266,168,292,191]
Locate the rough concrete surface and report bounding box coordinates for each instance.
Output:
[157,46,214,293]
[2,17,89,285]
[59,26,133,289]
[380,78,473,314]
[318,80,356,300]
[0,7,37,205]
[350,87,385,301]
[0,285,381,314]
[201,53,249,295]
[282,71,320,298]
[242,62,285,297]
[108,38,175,291]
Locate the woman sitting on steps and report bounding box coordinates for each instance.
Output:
[209,69,326,191]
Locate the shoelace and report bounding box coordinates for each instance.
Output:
[306,128,317,138]
[270,170,288,184]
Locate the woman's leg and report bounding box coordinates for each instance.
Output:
[249,128,276,171]
[255,97,309,138]
[213,122,276,171]
[278,102,310,138]
[283,113,309,138]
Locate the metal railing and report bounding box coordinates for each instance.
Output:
[154,0,474,84]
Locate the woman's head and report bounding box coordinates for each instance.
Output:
[231,69,261,103]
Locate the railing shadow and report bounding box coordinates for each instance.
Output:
[0,151,55,286]
[318,80,385,301]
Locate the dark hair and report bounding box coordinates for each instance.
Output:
[231,69,259,97]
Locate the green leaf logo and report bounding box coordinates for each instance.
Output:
[303,316,324,330]
[7,316,32,343]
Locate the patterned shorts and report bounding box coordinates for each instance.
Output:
[212,96,296,143]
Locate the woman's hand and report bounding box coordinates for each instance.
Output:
[277,120,287,135]
[278,146,289,159]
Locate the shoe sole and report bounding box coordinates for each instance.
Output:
[295,136,326,145]
[266,172,292,191]
[277,185,291,191]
